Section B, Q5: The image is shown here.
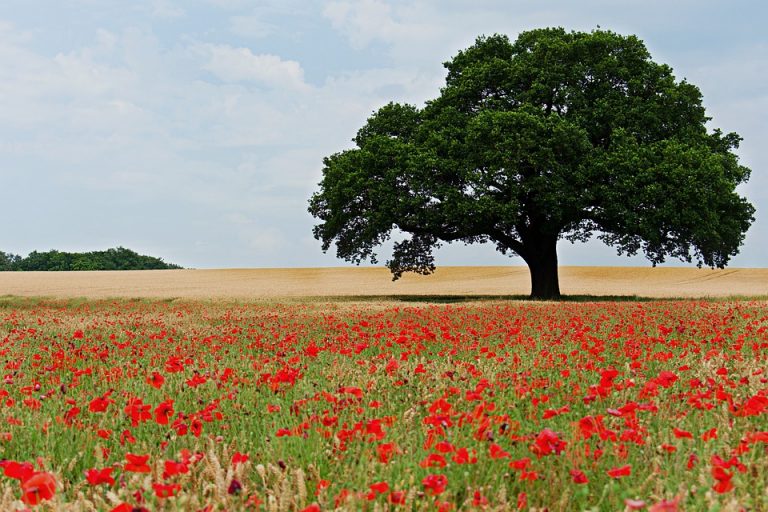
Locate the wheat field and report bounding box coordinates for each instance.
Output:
[1,266,766,299]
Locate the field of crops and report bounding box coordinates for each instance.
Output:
[2,267,766,299]
[0,298,766,511]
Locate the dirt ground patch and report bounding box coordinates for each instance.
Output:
[1,266,766,300]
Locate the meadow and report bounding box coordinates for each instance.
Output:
[0,292,766,510]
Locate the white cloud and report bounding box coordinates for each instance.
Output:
[230,15,275,38]
[203,0,251,8]
[195,43,310,91]
[322,1,475,71]
[323,0,398,48]
[0,20,32,44]
[322,0,446,55]
[150,0,185,19]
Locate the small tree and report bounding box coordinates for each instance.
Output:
[0,251,22,271]
[308,28,755,299]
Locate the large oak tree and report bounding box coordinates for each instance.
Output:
[308,28,755,299]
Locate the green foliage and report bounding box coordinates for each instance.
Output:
[0,251,22,271]
[308,28,755,298]
[0,247,182,271]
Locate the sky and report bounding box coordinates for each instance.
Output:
[1,0,765,269]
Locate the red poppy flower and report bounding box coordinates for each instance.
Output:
[2,460,35,482]
[147,371,165,389]
[152,482,181,498]
[542,405,570,419]
[388,491,406,504]
[163,460,189,478]
[21,472,56,505]
[377,443,397,463]
[530,428,566,457]
[489,443,510,459]
[186,373,208,387]
[452,447,477,464]
[232,452,249,465]
[472,490,488,507]
[190,418,203,437]
[369,481,389,495]
[85,467,115,486]
[607,465,632,478]
[120,429,136,446]
[711,466,734,493]
[509,457,531,471]
[64,406,81,424]
[110,504,150,512]
[89,391,115,413]
[172,417,188,436]
[672,428,692,439]
[570,469,588,484]
[124,453,151,473]
[420,453,447,468]
[746,431,768,443]
[154,400,174,425]
[339,386,363,398]
[228,479,242,495]
[124,397,152,426]
[517,492,527,510]
[422,474,448,495]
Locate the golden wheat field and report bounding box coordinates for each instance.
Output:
[0,266,766,299]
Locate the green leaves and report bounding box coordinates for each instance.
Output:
[308,27,754,293]
[0,251,22,271]
[0,248,181,271]
[589,128,755,268]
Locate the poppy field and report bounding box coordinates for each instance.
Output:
[0,298,766,511]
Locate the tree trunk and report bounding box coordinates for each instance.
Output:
[523,239,561,300]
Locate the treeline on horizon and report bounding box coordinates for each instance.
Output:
[0,247,182,271]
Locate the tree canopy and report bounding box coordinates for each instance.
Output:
[308,28,755,299]
[0,247,182,271]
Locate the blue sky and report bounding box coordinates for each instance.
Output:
[1,0,765,269]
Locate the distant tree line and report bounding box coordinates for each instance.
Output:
[0,247,182,271]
